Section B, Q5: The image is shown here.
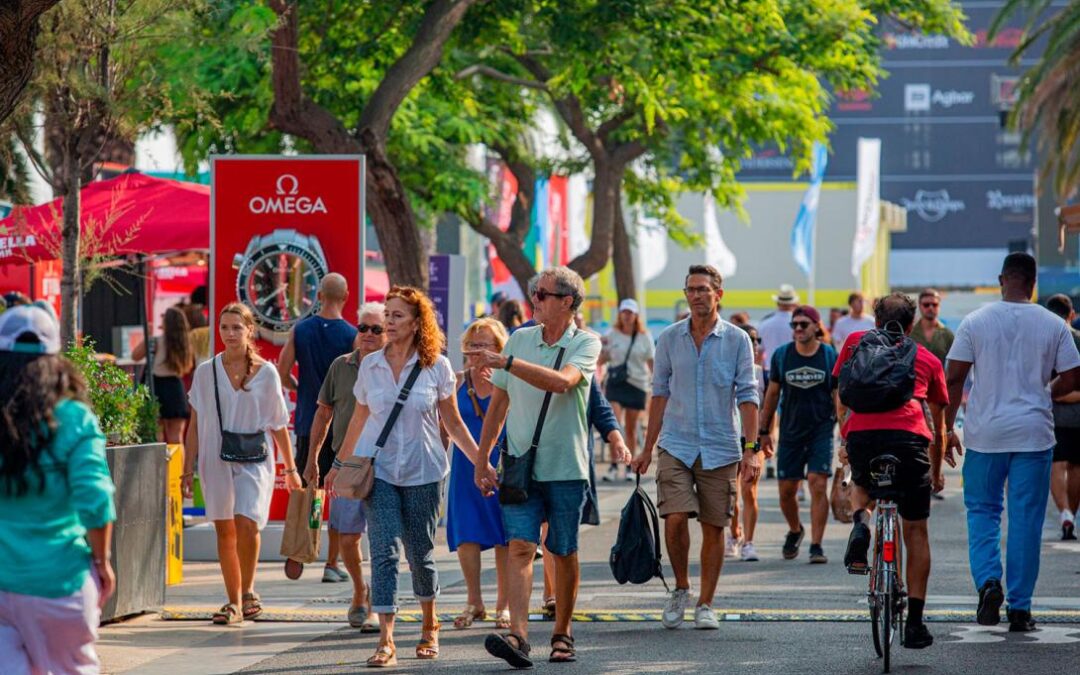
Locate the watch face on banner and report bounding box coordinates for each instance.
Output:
[233,233,330,342]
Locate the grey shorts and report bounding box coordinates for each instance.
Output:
[328,496,367,535]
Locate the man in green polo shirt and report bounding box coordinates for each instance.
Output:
[911,288,954,366]
[469,266,600,669]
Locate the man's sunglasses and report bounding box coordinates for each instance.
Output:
[790,321,814,330]
[358,323,384,335]
[532,288,571,302]
[920,302,939,308]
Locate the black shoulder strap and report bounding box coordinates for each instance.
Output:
[622,331,638,367]
[374,360,424,451]
[636,473,670,591]
[211,355,225,431]
[528,347,566,452]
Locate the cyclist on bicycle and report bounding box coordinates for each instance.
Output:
[832,293,948,649]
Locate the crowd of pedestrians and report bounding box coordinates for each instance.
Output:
[12,251,1080,673]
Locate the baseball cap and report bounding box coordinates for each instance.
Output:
[490,291,507,305]
[792,305,821,324]
[618,298,640,314]
[0,303,61,354]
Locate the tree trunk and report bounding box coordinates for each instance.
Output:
[59,149,80,348]
[568,159,621,281]
[0,1,61,125]
[611,181,636,302]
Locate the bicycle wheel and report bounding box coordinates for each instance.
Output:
[895,530,906,647]
[882,571,893,673]
[870,527,884,657]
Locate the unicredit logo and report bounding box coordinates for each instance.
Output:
[249,174,328,215]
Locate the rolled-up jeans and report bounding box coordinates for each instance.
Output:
[0,571,101,675]
[365,478,441,614]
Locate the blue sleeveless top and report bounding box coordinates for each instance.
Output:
[292,315,357,435]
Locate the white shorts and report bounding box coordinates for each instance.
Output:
[198,455,275,529]
[0,572,101,675]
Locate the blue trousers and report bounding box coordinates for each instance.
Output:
[962,448,1053,611]
[365,479,441,615]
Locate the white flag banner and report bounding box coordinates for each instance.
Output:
[704,193,738,278]
[635,207,669,283]
[851,138,881,278]
[567,173,590,258]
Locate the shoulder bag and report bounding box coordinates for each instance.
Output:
[213,355,269,463]
[498,346,566,505]
[605,331,638,388]
[336,361,423,500]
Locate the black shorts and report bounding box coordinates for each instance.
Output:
[152,375,189,420]
[1053,427,1080,465]
[295,433,336,488]
[605,380,647,410]
[846,430,932,522]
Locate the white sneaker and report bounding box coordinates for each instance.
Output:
[602,465,618,483]
[662,588,691,629]
[322,565,348,583]
[725,534,741,558]
[740,541,760,562]
[694,604,720,630]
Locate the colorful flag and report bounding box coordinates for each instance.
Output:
[790,142,828,276]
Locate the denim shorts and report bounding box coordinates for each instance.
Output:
[777,430,835,480]
[501,479,588,556]
[328,496,367,535]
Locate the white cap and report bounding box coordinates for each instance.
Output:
[618,298,640,314]
[0,303,61,354]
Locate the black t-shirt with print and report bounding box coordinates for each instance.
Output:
[769,342,837,444]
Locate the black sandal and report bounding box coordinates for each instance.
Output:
[549,633,576,663]
[484,632,533,669]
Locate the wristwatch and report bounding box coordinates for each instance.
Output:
[232,229,330,345]
[744,440,762,453]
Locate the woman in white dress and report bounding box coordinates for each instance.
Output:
[181,302,302,625]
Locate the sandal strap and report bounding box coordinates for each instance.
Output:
[242,591,260,601]
[506,632,531,655]
[550,633,575,650]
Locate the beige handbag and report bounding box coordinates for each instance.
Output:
[336,362,422,500]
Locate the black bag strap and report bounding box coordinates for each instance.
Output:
[635,473,670,591]
[621,331,638,367]
[212,355,226,432]
[527,347,566,453]
[374,360,424,452]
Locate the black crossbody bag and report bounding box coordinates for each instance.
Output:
[498,346,566,505]
[606,330,638,388]
[213,355,269,463]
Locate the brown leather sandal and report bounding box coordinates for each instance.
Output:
[549,633,576,663]
[211,603,242,625]
[366,643,397,668]
[241,591,263,620]
[453,604,486,629]
[415,621,441,660]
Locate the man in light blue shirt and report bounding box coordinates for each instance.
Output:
[633,264,761,631]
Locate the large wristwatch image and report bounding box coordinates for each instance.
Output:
[232,229,329,345]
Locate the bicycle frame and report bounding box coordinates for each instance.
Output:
[869,498,906,673]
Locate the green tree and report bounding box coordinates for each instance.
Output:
[460,0,970,299]
[992,0,1080,199]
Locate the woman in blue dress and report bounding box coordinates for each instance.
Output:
[445,317,510,630]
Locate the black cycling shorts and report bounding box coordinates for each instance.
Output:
[846,430,932,522]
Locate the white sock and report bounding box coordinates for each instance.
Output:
[1061,509,1074,525]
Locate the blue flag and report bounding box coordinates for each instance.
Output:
[790,142,828,276]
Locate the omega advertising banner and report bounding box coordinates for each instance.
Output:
[211,155,365,520]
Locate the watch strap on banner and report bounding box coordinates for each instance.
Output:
[373,361,424,454]
[528,347,566,453]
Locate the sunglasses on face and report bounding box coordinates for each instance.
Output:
[532,288,570,302]
[921,302,939,308]
[358,323,384,335]
[790,321,814,330]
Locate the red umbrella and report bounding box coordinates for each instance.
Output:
[0,172,210,264]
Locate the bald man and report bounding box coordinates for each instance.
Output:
[277,273,359,582]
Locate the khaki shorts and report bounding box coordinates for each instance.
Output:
[656,449,738,527]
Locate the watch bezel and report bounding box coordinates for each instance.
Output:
[234,237,329,341]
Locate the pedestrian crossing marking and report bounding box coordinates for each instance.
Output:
[160,606,1080,624]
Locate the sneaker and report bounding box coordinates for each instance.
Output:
[904,622,934,649]
[725,534,741,558]
[322,565,348,583]
[602,465,618,483]
[844,522,871,574]
[796,486,806,502]
[808,543,828,564]
[782,526,805,560]
[694,604,720,630]
[765,464,776,480]
[976,579,1004,626]
[662,588,691,629]
[1007,608,1037,632]
[624,471,635,482]
[931,492,945,501]
[1061,510,1076,540]
[740,541,760,562]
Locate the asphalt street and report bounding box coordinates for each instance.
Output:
[228,467,1080,674]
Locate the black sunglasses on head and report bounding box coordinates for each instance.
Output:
[358,323,384,335]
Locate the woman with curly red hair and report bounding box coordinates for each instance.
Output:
[326,286,481,667]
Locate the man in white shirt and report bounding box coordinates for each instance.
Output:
[758,284,800,373]
[831,291,875,348]
[945,252,1080,632]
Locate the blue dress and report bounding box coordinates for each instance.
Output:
[446,378,507,551]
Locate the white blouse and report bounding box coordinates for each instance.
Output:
[352,350,457,487]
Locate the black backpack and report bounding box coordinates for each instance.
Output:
[838,326,918,413]
[610,475,669,590]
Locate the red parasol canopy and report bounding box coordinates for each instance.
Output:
[0,172,210,264]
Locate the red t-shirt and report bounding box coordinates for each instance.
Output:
[832,330,949,440]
